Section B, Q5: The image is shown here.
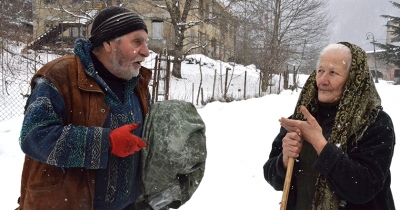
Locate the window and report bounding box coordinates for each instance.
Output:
[45,0,56,4]
[45,21,54,31]
[209,3,213,19]
[198,32,201,45]
[152,21,164,40]
[199,0,204,19]
[204,3,209,19]
[190,29,194,43]
[70,26,86,38]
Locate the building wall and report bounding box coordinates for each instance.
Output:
[381,20,400,81]
[129,0,238,61]
[32,0,238,62]
[34,0,99,38]
[366,51,398,81]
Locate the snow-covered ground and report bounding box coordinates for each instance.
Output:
[0,50,399,209]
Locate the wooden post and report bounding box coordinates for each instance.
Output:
[220,62,223,95]
[244,71,247,99]
[293,65,297,91]
[212,69,216,100]
[196,58,203,105]
[155,60,161,102]
[278,72,282,94]
[151,56,159,104]
[201,87,204,105]
[1,40,3,95]
[192,83,194,104]
[165,56,171,100]
[259,71,262,97]
[224,67,228,100]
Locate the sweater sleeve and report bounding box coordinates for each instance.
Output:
[313,111,395,204]
[19,77,110,169]
[263,125,289,191]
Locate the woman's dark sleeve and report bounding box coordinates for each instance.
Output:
[313,111,395,203]
[263,125,289,191]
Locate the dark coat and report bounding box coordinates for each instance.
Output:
[18,55,151,210]
[263,110,396,210]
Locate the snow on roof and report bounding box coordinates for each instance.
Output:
[390,41,400,47]
[366,49,386,54]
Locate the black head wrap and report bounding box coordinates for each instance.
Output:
[89,6,148,50]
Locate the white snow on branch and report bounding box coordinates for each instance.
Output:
[154,4,168,9]
[177,20,202,27]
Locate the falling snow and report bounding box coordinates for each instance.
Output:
[1,61,399,210]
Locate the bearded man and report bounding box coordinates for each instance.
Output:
[18,6,151,210]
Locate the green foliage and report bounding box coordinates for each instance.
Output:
[375,1,400,67]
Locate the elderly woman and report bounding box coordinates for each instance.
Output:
[263,42,395,210]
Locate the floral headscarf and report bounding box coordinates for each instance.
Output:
[291,42,382,209]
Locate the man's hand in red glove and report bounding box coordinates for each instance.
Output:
[109,124,147,158]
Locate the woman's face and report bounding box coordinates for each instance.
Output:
[316,50,351,103]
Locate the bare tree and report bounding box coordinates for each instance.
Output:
[264,0,330,91]
[232,0,330,92]
[0,0,33,43]
[231,0,260,66]
[131,0,237,78]
[1,0,33,93]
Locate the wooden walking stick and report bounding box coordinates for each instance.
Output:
[280,157,295,210]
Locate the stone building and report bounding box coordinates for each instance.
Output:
[365,20,399,82]
[30,0,239,62]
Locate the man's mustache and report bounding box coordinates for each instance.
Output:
[132,56,145,63]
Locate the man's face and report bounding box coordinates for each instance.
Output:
[107,29,149,80]
[316,50,351,103]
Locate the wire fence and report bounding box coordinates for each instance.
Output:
[165,70,262,105]
[1,68,262,123]
[1,48,285,122]
[0,46,35,122]
[0,42,60,122]
[148,54,266,106]
[0,79,30,122]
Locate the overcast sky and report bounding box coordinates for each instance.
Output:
[327,0,397,52]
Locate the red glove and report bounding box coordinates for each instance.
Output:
[109,124,147,158]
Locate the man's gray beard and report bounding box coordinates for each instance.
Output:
[109,62,140,80]
[131,67,140,78]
